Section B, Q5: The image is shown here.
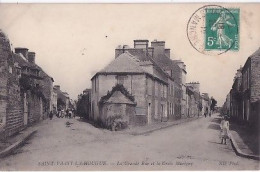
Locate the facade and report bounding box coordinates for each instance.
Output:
[174,60,187,118]
[186,82,202,117]
[224,48,260,128]
[230,68,243,121]
[241,48,260,126]
[144,40,183,119]
[201,93,210,116]
[0,30,54,138]
[0,31,24,137]
[54,85,70,110]
[91,48,170,126]
[91,39,211,128]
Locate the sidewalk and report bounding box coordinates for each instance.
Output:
[120,115,203,135]
[229,121,260,160]
[0,124,38,158]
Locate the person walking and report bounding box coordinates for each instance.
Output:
[220,116,230,144]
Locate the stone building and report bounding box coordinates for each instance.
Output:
[54,85,70,110]
[141,40,184,119]
[91,46,171,126]
[14,48,54,120]
[230,67,243,122]
[186,82,201,117]
[224,48,260,128]
[114,40,175,121]
[186,86,196,117]
[201,93,210,116]
[0,30,54,138]
[241,48,260,127]
[0,31,24,137]
[174,60,187,117]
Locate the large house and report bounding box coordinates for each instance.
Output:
[91,40,175,127]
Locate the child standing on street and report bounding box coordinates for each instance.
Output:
[220,116,230,144]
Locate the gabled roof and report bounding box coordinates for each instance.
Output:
[100,52,145,73]
[104,91,136,105]
[99,84,136,105]
[13,53,41,70]
[13,53,54,82]
[152,54,181,83]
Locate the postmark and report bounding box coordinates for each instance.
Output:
[187,5,240,55]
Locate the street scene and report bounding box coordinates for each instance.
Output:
[0,113,258,170]
[0,3,260,171]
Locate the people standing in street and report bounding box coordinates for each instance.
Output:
[49,111,53,120]
[66,109,69,118]
[220,116,230,144]
[204,107,208,118]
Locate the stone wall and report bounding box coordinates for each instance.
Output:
[27,92,43,124]
[0,31,24,138]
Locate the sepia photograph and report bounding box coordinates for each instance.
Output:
[0,2,259,171]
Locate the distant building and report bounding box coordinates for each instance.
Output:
[54,85,70,110]
[201,93,210,116]
[230,67,243,121]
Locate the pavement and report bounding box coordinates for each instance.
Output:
[229,121,260,160]
[0,113,259,170]
[121,115,203,135]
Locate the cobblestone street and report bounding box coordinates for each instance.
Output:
[0,113,259,170]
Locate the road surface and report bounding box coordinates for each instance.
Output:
[0,113,259,170]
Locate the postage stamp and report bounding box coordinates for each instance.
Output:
[187,5,240,55]
[205,8,240,51]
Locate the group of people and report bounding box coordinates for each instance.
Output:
[204,107,212,118]
[48,108,76,120]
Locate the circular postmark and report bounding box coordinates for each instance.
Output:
[187,5,239,55]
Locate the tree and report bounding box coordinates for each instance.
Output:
[76,93,91,119]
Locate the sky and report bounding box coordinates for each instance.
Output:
[0,3,259,106]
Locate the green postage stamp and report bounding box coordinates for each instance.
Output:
[205,8,240,51]
[187,5,240,55]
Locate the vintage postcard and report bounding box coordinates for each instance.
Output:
[0,3,259,171]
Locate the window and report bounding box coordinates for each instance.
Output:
[135,107,146,116]
[160,84,164,97]
[9,66,12,73]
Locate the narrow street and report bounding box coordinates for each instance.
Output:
[0,113,259,170]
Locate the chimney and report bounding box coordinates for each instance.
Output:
[115,45,130,58]
[134,40,149,49]
[15,47,29,60]
[54,85,60,90]
[151,40,165,58]
[148,47,154,58]
[187,82,200,93]
[28,52,36,63]
[165,48,170,58]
